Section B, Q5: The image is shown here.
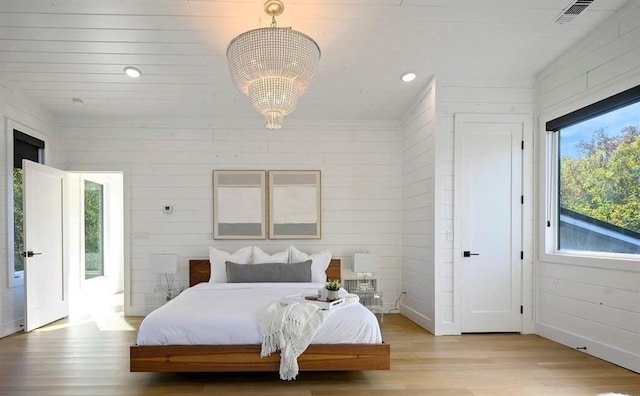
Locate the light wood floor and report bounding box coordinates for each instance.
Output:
[0,314,638,396]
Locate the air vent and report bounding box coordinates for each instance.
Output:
[554,0,595,24]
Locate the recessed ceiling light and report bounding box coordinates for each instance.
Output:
[401,72,416,82]
[124,66,142,78]
[72,98,84,105]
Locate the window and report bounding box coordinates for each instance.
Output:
[84,180,104,280]
[13,168,24,273]
[546,85,640,256]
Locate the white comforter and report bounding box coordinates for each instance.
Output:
[136,282,382,345]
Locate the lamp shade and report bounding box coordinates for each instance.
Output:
[149,254,178,274]
[353,253,378,273]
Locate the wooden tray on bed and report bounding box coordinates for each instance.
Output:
[130,258,390,373]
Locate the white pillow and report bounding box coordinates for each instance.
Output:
[251,246,290,264]
[289,246,332,282]
[208,246,252,283]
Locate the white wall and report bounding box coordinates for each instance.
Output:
[535,0,640,373]
[54,118,403,315]
[0,81,56,337]
[399,78,437,333]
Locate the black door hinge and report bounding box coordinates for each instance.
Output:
[520,305,523,314]
[521,195,524,204]
[520,251,524,260]
[521,140,524,150]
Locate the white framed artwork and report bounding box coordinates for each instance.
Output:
[213,170,267,239]
[268,170,321,239]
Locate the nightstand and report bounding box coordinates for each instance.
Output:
[344,279,384,322]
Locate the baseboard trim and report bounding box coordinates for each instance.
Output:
[1,319,24,339]
[399,303,434,334]
[125,306,149,317]
[537,322,639,374]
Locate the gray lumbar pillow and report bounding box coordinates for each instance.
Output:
[226,260,312,283]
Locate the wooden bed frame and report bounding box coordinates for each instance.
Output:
[130,258,390,372]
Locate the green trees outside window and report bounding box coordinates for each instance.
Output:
[13,168,24,272]
[84,180,104,279]
[561,125,640,233]
[558,101,640,253]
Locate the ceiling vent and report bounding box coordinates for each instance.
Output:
[554,0,595,24]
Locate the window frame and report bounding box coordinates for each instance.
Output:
[5,119,49,288]
[539,84,640,271]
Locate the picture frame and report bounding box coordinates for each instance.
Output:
[268,170,321,239]
[212,170,266,239]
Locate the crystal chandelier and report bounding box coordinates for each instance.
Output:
[227,0,321,130]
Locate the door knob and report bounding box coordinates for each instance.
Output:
[21,251,42,258]
[463,251,479,257]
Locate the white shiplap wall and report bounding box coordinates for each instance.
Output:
[398,76,534,336]
[399,78,437,333]
[535,0,640,373]
[0,81,56,337]
[54,118,402,315]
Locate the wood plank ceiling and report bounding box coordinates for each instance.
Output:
[0,0,631,122]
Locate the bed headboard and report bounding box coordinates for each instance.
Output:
[188,258,342,287]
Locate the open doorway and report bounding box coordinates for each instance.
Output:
[66,172,125,327]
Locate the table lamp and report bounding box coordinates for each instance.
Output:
[353,253,378,291]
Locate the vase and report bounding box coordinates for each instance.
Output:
[325,290,339,301]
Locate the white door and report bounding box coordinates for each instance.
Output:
[23,160,68,331]
[455,114,523,333]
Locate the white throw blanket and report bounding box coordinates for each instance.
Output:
[259,293,359,380]
[259,301,328,380]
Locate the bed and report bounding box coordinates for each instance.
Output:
[129,258,390,373]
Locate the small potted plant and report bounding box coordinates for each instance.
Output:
[324,279,341,302]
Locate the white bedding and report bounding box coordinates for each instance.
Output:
[136,282,382,345]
